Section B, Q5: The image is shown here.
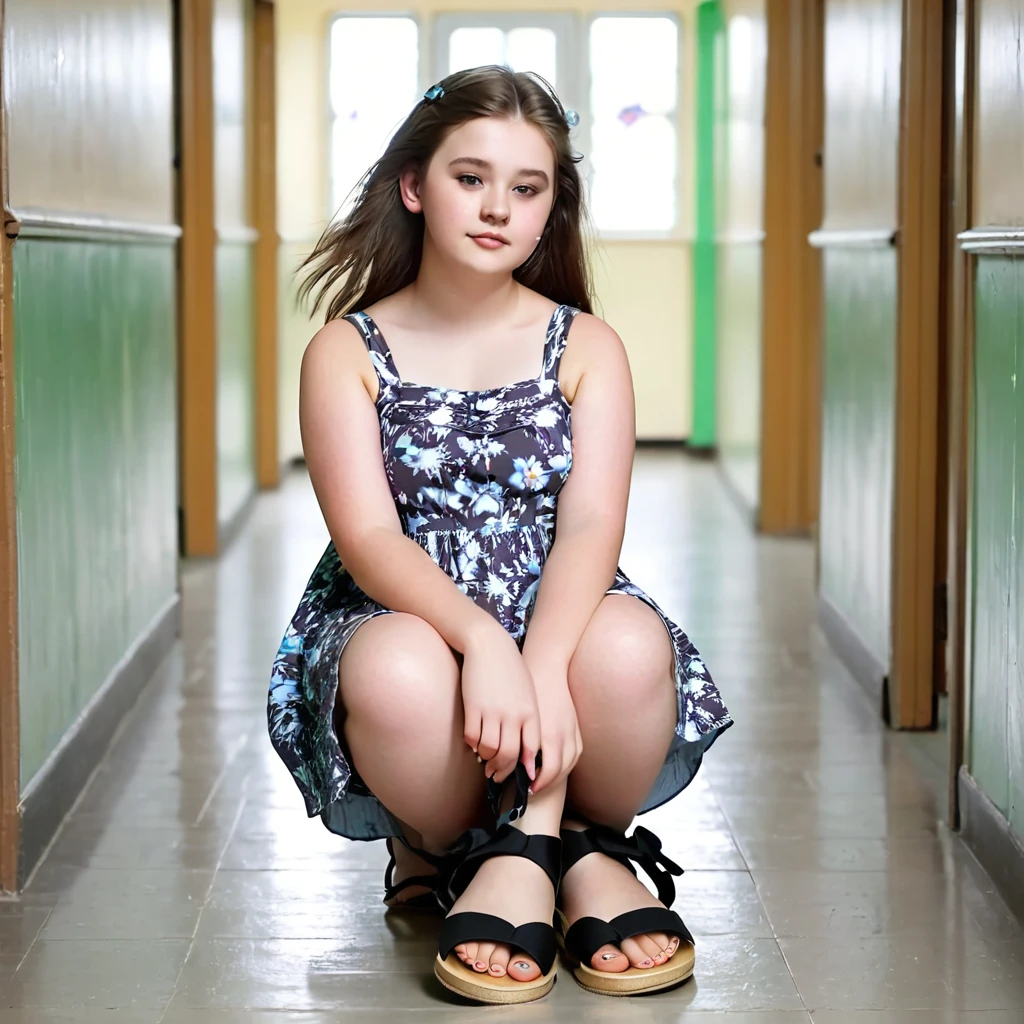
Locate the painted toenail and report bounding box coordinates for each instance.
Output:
[514,961,531,971]
[641,959,653,967]
[475,962,486,970]
[601,952,620,961]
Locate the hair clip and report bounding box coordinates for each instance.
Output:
[565,108,580,128]
[424,83,445,102]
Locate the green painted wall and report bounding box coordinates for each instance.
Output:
[817,246,897,667]
[969,254,1023,834]
[14,238,178,789]
[216,240,256,530]
[692,0,723,448]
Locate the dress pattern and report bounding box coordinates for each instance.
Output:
[268,304,733,840]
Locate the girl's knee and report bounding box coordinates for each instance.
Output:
[341,612,459,728]
[569,596,673,705]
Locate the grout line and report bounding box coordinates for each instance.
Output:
[12,906,52,974]
[193,732,251,827]
[158,792,249,1023]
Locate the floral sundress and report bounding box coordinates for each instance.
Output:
[267,304,733,840]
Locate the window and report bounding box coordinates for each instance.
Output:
[589,16,679,233]
[329,16,419,220]
[433,13,576,109]
[447,26,557,88]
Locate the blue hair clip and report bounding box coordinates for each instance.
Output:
[565,108,580,128]
[424,83,445,102]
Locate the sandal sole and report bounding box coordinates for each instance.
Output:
[434,954,556,1005]
[571,946,695,996]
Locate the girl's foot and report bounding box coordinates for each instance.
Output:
[385,841,438,906]
[446,849,556,982]
[558,821,679,973]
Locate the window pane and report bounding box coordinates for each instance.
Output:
[449,27,504,74]
[506,27,556,86]
[330,17,418,218]
[590,17,678,231]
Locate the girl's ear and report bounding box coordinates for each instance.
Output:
[399,166,424,214]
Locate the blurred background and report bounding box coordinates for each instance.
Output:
[1,0,1024,1017]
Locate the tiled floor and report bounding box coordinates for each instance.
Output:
[2,450,1023,1022]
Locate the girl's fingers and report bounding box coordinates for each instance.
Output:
[488,723,520,783]
[477,718,500,764]
[532,748,561,795]
[463,708,482,754]
[521,716,541,781]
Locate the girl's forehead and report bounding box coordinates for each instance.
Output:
[437,117,555,166]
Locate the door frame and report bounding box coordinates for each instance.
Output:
[0,0,21,892]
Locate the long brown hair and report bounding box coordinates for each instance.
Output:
[298,65,594,321]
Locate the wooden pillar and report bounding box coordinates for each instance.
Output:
[759,0,823,535]
[253,0,279,490]
[889,0,946,728]
[179,0,219,556]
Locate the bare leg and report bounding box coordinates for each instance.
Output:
[448,778,567,982]
[562,594,682,973]
[340,612,487,852]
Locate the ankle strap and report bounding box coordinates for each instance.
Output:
[560,824,683,908]
[447,824,562,903]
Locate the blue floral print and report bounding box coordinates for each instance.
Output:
[267,304,733,840]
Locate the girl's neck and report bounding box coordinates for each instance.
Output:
[407,235,524,331]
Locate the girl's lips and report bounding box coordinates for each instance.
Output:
[472,236,507,249]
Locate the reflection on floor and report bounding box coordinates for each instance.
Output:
[2,450,1022,1022]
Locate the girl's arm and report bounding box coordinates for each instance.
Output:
[520,313,636,791]
[300,320,540,783]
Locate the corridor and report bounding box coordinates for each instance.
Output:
[2,451,1022,1020]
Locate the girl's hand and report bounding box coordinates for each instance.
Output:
[528,666,582,795]
[461,624,541,785]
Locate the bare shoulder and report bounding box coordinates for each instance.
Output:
[560,311,631,401]
[301,316,377,401]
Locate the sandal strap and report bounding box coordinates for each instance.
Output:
[438,913,558,975]
[561,824,683,907]
[447,824,561,903]
[563,907,694,967]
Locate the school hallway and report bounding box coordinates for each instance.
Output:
[0,451,1020,1021]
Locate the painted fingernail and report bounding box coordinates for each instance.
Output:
[476,755,482,763]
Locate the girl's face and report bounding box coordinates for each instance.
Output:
[402,116,556,275]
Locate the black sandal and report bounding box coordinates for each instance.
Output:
[383,837,452,912]
[555,824,695,996]
[434,824,562,1004]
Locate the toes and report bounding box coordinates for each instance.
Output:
[488,945,511,978]
[647,931,671,963]
[620,936,656,969]
[459,942,478,967]
[507,955,541,982]
[473,942,496,973]
[590,943,630,974]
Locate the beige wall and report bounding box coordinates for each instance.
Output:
[276,0,702,456]
[4,0,174,223]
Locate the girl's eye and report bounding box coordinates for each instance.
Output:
[457,174,482,186]
[513,185,537,196]
[456,175,536,196]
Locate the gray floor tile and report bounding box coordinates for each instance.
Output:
[781,933,1024,1011]
[3,939,190,1008]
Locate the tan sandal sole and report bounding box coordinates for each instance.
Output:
[434,954,556,1005]
[572,944,695,996]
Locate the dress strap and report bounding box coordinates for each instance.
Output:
[539,304,581,384]
[343,311,401,387]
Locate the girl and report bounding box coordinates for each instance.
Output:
[268,65,732,1005]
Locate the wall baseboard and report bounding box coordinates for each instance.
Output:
[17,595,180,888]
[958,767,1024,925]
[818,592,888,718]
[218,487,257,555]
